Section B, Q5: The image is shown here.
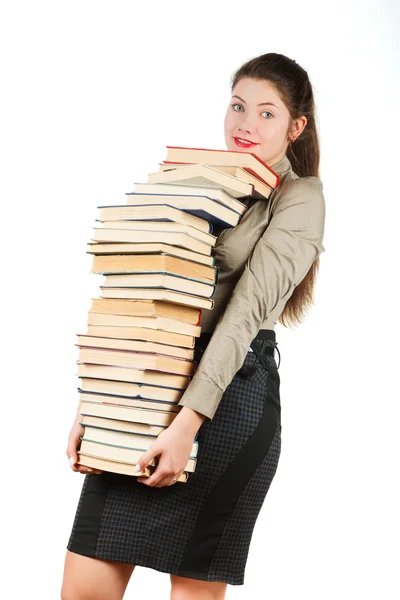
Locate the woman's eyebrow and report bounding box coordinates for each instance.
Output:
[232,94,279,110]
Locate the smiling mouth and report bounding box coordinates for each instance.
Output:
[233,137,258,147]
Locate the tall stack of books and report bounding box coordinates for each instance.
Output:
[76,146,280,482]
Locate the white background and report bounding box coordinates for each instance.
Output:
[1,0,399,598]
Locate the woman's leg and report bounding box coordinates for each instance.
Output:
[61,550,135,600]
[170,574,227,600]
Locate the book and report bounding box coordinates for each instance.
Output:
[146,164,253,199]
[85,324,195,348]
[79,439,197,473]
[91,252,217,284]
[79,399,179,426]
[125,193,243,228]
[210,165,273,199]
[164,145,281,189]
[80,413,168,436]
[77,347,196,376]
[88,297,202,325]
[158,163,274,200]
[77,363,191,389]
[86,312,201,338]
[99,287,214,310]
[78,391,180,413]
[97,204,213,234]
[80,424,198,458]
[131,183,246,215]
[92,227,213,256]
[95,220,217,247]
[78,377,184,402]
[76,335,195,360]
[101,272,216,299]
[76,453,189,483]
[86,242,215,267]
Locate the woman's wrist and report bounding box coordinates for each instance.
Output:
[173,406,206,435]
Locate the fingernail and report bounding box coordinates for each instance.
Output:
[69,456,75,466]
[87,468,93,473]
[134,464,141,473]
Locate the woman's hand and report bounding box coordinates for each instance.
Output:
[66,411,102,475]
[135,408,205,488]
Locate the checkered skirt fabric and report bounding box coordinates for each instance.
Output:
[67,336,282,586]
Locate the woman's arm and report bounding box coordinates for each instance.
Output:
[176,176,326,420]
[172,406,207,433]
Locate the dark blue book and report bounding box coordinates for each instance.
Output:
[124,192,245,229]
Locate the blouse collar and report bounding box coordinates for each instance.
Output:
[269,153,292,176]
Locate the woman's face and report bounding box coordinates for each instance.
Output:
[224,77,293,167]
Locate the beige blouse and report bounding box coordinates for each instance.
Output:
[177,153,326,420]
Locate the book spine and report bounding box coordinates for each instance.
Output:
[209,283,217,300]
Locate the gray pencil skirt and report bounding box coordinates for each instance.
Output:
[67,331,282,586]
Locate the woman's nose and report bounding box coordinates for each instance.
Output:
[238,118,255,135]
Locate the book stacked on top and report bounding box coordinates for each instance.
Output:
[76,146,280,482]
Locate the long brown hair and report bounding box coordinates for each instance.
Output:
[230,52,321,329]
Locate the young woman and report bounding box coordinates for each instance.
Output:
[62,52,326,599]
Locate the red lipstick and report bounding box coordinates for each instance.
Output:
[233,136,259,148]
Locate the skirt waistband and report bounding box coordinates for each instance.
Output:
[195,329,280,367]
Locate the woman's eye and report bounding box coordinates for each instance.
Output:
[231,104,273,118]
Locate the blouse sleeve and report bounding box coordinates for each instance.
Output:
[177,176,326,420]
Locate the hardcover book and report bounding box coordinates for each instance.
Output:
[97,203,213,234]
[164,145,281,189]
[125,194,243,228]
[146,163,253,199]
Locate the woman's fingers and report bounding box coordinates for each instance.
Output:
[137,460,179,487]
[66,419,101,475]
[79,468,103,475]
[140,473,178,487]
[135,442,162,485]
[154,474,181,488]
[67,441,102,475]
[69,458,102,475]
[137,465,167,487]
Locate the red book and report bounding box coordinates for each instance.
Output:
[164,146,281,189]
